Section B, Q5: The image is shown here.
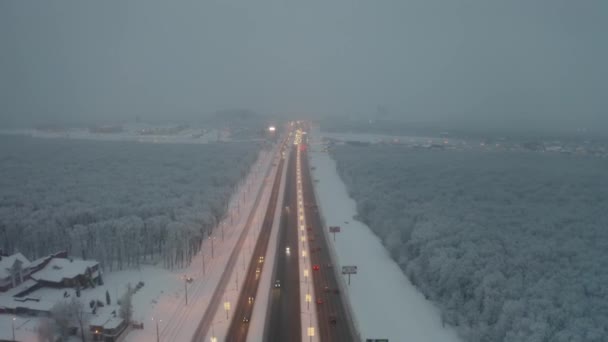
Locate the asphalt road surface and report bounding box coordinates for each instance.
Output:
[265,144,302,342]
[300,139,357,341]
[191,140,285,342]
[225,144,287,341]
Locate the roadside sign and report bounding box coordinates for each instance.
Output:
[342,265,357,285]
[329,226,341,242]
[342,266,357,274]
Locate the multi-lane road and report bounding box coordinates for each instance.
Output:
[299,134,357,342]
[225,145,286,341]
[197,125,357,341]
[265,144,303,342]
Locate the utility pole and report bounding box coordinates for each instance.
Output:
[152,318,161,342]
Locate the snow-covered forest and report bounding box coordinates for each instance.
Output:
[0,135,260,270]
[331,145,608,342]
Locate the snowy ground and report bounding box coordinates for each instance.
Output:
[0,124,222,144]
[120,143,279,342]
[309,129,462,342]
[200,149,282,342]
[246,149,289,342]
[0,314,38,342]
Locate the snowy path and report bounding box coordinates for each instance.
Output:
[246,147,289,342]
[309,129,462,342]
[125,144,279,342]
[199,149,281,342]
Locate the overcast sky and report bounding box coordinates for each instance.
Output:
[1,0,606,130]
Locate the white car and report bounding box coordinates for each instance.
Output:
[286,247,291,255]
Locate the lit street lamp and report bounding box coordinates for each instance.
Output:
[305,293,312,310]
[224,300,231,320]
[301,311,314,342]
[152,317,161,342]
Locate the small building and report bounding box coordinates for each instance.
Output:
[30,258,100,289]
[90,315,127,342]
[0,253,32,292]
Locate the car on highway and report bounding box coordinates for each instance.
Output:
[274,279,281,288]
[242,316,250,323]
[286,246,290,255]
[324,286,331,293]
[316,298,324,305]
[259,256,264,263]
[313,265,320,271]
[329,315,337,325]
[248,296,254,304]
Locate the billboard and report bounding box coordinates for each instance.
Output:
[342,265,357,274]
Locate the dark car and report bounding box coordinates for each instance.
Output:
[329,315,337,325]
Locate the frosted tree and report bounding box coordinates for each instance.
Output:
[119,284,134,323]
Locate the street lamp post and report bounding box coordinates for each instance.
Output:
[184,277,188,306]
[211,236,215,259]
[224,300,231,320]
[12,317,16,341]
[202,252,206,276]
[152,317,161,342]
[235,270,239,292]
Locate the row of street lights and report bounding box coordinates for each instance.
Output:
[151,142,275,342]
[295,136,316,342]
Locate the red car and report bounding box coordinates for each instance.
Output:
[316,298,324,305]
[313,265,320,271]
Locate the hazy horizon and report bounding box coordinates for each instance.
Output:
[1,0,606,133]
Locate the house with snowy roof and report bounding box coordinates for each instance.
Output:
[0,253,33,292]
[30,258,100,288]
